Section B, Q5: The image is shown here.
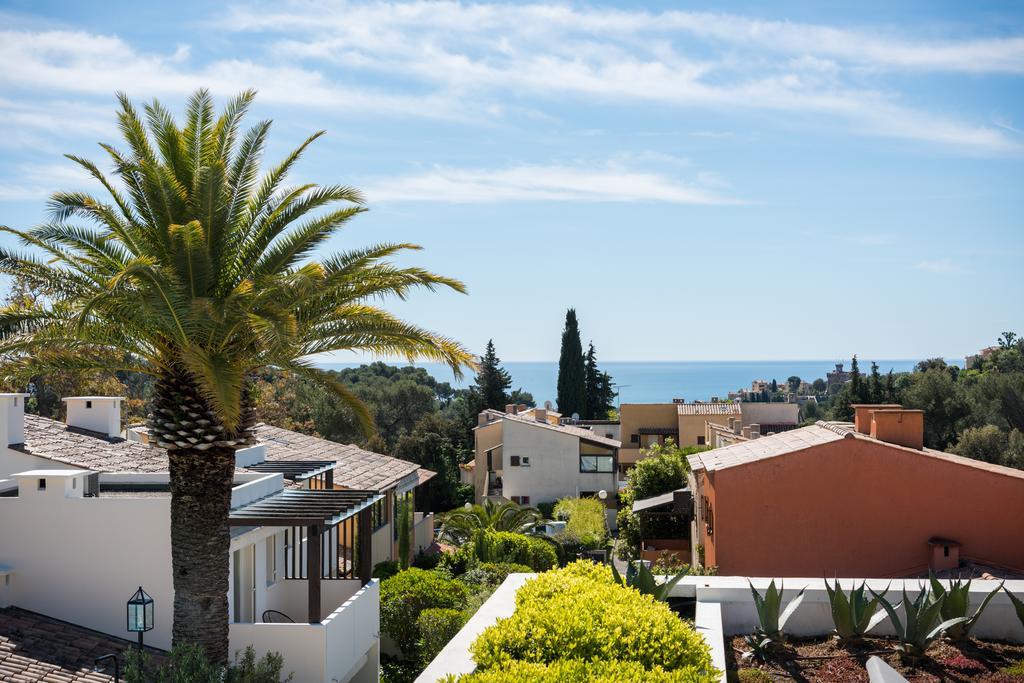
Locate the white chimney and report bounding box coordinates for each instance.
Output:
[63,397,123,438]
[0,393,30,445]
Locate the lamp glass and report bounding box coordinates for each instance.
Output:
[127,586,154,633]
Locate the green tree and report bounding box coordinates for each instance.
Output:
[952,425,1008,465]
[556,309,586,417]
[475,339,512,410]
[812,378,827,394]
[0,90,471,661]
[787,376,802,394]
[902,369,971,450]
[869,361,882,402]
[849,355,864,403]
[885,369,897,402]
[583,341,615,420]
[392,412,472,512]
[439,500,542,545]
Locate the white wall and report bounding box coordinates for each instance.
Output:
[499,420,617,506]
[0,446,73,479]
[64,397,122,437]
[413,512,435,554]
[0,471,175,648]
[740,403,799,427]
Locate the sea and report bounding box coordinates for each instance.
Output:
[315,359,956,405]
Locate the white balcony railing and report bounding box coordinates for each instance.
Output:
[229,579,380,683]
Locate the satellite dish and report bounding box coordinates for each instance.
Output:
[571,412,580,421]
[544,400,553,410]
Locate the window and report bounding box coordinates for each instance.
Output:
[266,535,278,586]
[510,455,520,466]
[697,436,706,445]
[371,496,390,531]
[702,496,714,536]
[579,454,614,473]
[37,478,46,491]
[520,495,530,505]
[630,434,639,444]
[85,400,92,409]
[521,456,530,467]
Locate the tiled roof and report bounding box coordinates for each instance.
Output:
[479,409,621,448]
[17,414,169,472]
[0,607,164,682]
[677,403,741,416]
[254,423,425,491]
[689,420,1024,479]
[16,415,431,493]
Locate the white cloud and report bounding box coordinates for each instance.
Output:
[914,258,964,273]
[363,161,737,204]
[0,161,99,202]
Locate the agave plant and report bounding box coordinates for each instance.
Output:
[439,500,541,544]
[1005,586,1024,630]
[929,573,1004,642]
[870,584,968,660]
[747,580,806,646]
[610,560,689,602]
[824,579,890,641]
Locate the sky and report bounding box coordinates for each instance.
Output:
[0,0,1021,362]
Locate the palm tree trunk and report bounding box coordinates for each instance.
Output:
[168,446,235,664]
[150,365,257,665]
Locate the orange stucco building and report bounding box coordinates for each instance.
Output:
[687,406,1024,578]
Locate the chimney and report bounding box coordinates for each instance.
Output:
[505,404,516,414]
[0,393,30,445]
[852,404,902,435]
[534,408,547,423]
[928,537,960,573]
[748,423,760,438]
[870,409,924,450]
[741,426,751,439]
[63,397,123,438]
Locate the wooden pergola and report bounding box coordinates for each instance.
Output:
[229,489,381,623]
[244,460,337,489]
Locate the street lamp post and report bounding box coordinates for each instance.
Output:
[126,586,154,651]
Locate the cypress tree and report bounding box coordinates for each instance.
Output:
[850,355,864,403]
[584,342,616,419]
[556,309,586,417]
[885,369,896,402]
[475,339,512,410]
[869,361,882,402]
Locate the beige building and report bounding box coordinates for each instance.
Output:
[619,400,801,473]
[473,405,620,524]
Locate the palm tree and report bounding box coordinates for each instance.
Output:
[439,499,542,544]
[0,90,472,662]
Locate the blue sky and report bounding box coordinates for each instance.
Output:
[0,0,1021,362]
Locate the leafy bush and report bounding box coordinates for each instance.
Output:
[470,562,716,676]
[441,659,716,682]
[472,530,557,571]
[412,549,443,570]
[125,644,291,683]
[536,501,556,519]
[929,574,1004,642]
[373,560,401,580]
[553,497,607,550]
[437,543,478,576]
[651,552,718,576]
[381,568,469,657]
[460,562,533,587]
[736,669,772,683]
[824,580,887,641]
[417,607,467,666]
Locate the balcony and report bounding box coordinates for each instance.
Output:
[230,579,379,683]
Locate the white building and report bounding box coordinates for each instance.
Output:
[473,406,620,525]
[0,393,437,682]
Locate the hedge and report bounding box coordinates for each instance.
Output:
[381,568,469,657]
[442,659,716,683]
[472,530,558,571]
[417,608,467,666]
[459,562,533,587]
[469,562,716,676]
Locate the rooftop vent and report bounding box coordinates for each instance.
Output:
[0,394,30,446]
[851,404,902,435]
[870,408,924,450]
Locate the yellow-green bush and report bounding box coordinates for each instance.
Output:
[442,659,716,682]
[472,530,557,571]
[553,497,608,549]
[381,568,468,657]
[469,562,716,676]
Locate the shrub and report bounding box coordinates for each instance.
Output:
[460,562,533,587]
[552,497,607,550]
[437,543,477,576]
[824,580,887,641]
[373,560,401,580]
[470,562,715,675]
[417,608,467,666]
[870,585,966,660]
[381,568,469,657]
[441,659,716,682]
[124,644,291,683]
[472,530,557,571]
[412,548,442,570]
[536,501,556,519]
[737,669,772,683]
[929,573,1004,642]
